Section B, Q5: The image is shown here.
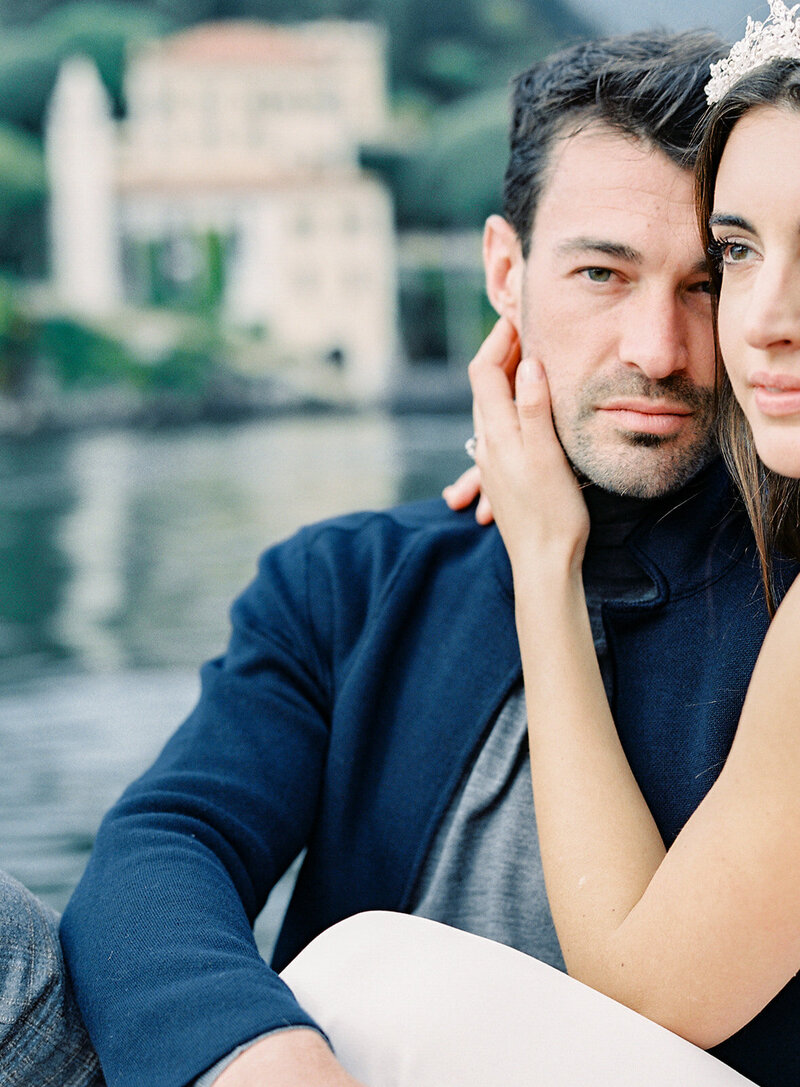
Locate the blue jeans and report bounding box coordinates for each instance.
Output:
[0,870,103,1086]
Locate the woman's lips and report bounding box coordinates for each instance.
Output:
[597,400,692,436]
[750,372,800,417]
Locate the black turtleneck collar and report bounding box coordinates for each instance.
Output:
[582,479,684,538]
[490,457,751,606]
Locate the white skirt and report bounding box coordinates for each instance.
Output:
[281,912,756,1087]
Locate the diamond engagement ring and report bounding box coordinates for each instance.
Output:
[465,435,478,460]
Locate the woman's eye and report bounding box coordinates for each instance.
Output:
[583,267,613,283]
[711,238,753,266]
[724,242,751,263]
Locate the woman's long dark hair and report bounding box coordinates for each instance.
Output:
[695,58,800,613]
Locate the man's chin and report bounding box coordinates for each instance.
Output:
[566,439,720,499]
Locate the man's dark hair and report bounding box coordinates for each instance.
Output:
[504,31,727,256]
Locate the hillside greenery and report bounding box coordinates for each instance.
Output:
[0,0,594,294]
[0,0,593,112]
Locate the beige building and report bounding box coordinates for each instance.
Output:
[46,21,398,402]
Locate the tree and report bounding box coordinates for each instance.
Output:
[0,123,47,274]
[398,88,509,228]
[0,1,172,134]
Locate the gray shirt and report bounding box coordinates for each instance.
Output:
[412,485,660,968]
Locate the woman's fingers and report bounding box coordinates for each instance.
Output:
[441,467,496,524]
[468,318,521,443]
[515,358,555,441]
[475,492,495,525]
[472,315,519,374]
[465,324,589,567]
[514,358,579,482]
[442,465,482,510]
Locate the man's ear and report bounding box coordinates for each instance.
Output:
[483,215,524,330]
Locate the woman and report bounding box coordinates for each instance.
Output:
[280,12,800,1087]
[462,23,800,1084]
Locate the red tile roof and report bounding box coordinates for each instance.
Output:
[152,21,339,65]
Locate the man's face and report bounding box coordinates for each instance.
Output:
[489,124,718,498]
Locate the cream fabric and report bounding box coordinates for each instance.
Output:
[281,912,756,1087]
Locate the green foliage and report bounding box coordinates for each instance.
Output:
[0,99,49,276]
[0,123,46,208]
[0,1,173,133]
[0,277,35,393]
[35,315,143,387]
[398,88,508,228]
[125,231,229,314]
[148,337,219,392]
[0,123,48,273]
[381,0,593,103]
[399,267,448,361]
[33,312,222,395]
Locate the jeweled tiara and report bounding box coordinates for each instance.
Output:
[705,0,800,104]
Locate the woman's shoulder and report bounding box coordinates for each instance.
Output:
[765,571,800,648]
[728,571,800,768]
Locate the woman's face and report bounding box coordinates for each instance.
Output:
[711,104,800,477]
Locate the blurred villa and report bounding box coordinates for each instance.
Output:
[45,21,398,402]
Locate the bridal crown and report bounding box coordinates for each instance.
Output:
[705,0,800,104]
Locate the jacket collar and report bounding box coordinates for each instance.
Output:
[623,458,751,605]
[489,457,752,608]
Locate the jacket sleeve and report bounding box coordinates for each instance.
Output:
[60,525,337,1087]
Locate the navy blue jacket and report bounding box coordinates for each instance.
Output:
[61,461,798,1087]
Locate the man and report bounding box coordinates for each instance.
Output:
[58,28,798,1087]
[0,870,103,1085]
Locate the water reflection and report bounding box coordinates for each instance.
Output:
[0,434,76,669]
[1,412,471,675]
[0,411,472,919]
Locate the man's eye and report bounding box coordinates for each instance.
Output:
[583,267,613,283]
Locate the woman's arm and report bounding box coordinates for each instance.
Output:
[442,464,494,524]
[469,319,800,1048]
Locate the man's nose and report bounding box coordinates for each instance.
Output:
[742,258,800,352]
[618,293,687,379]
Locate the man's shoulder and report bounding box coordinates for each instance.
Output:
[257,497,495,603]
[245,498,502,646]
[298,497,485,554]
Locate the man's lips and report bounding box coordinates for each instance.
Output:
[750,372,800,417]
[596,399,693,436]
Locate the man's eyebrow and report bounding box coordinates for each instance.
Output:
[554,238,642,263]
[708,213,756,233]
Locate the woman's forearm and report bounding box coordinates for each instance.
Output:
[514,562,667,998]
[515,565,800,1046]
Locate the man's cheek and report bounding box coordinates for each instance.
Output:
[544,388,574,451]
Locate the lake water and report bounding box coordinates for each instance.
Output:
[0,411,471,947]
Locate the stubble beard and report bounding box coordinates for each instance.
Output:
[553,374,719,499]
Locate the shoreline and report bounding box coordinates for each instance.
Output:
[0,371,472,440]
